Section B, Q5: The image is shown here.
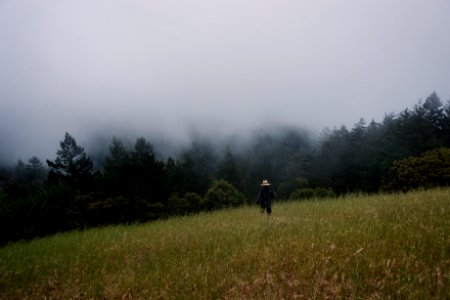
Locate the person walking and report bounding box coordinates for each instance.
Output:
[256,179,277,215]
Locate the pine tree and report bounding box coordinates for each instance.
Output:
[47,132,94,188]
[216,147,242,192]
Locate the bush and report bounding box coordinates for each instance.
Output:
[0,183,73,244]
[167,192,202,215]
[382,148,450,191]
[202,180,246,211]
[183,192,202,213]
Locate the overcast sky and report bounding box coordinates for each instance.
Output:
[1,0,450,163]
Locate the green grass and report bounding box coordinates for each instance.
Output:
[1,189,450,299]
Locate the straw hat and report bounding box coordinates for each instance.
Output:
[260,179,271,186]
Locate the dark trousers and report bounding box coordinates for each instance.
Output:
[260,205,272,215]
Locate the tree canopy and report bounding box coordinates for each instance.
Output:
[1,92,450,244]
[46,132,94,189]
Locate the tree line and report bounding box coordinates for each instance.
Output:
[1,92,450,244]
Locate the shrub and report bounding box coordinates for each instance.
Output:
[202,180,246,211]
[183,192,202,213]
[167,192,203,215]
[382,148,450,191]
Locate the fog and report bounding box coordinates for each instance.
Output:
[1,0,450,164]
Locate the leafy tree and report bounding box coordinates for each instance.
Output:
[382,148,450,191]
[183,192,202,212]
[166,192,202,215]
[202,180,246,211]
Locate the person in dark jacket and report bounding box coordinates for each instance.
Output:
[256,179,277,215]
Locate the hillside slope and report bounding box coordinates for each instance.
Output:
[1,189,450,299]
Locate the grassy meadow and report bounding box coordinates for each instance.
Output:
[1,188,450,299]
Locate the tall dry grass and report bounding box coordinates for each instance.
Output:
[1,188,449,299]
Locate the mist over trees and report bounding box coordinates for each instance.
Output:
[1,92,450,244]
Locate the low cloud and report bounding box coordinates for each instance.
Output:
[1,0,450,163]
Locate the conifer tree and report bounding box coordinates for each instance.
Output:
[216,147,242,192]
[47,132,94,188]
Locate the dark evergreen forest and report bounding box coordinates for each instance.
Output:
[1,92,450,245]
